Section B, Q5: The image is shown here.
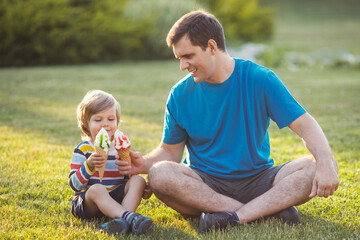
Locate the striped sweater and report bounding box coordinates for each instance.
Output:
[69,141,126,198]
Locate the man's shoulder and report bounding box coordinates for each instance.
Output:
[170,74,195,95]
[173,73,193,88]
[234,59,275,86]
[235,58,272,75]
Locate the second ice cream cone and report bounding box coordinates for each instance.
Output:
[117,147,131,177]
[114,130,132,177]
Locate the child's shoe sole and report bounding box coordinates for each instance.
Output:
[101,218,129,235]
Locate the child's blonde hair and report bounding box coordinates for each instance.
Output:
[77,90,121,140]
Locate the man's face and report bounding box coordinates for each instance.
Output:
[172,35,215,84]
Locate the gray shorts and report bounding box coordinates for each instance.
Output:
[193,163,286,204]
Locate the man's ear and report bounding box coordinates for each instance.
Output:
[207,39,217,55]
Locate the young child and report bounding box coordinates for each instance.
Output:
[69,90,152,236]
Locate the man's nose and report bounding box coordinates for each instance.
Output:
[180,59,189,71]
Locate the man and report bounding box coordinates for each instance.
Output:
[116,10,339,232]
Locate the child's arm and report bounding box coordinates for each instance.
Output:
[85,152,107,173]
[68,146,95,192]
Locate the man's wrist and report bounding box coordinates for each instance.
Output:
[315,155,337,171]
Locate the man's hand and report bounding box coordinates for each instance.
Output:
[309,160,339,198]
[289,113,339,198]
[115,151,145,175]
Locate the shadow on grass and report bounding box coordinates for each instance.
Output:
[81,217,200,240]
[0,100,79,146]
[188,213,359,239]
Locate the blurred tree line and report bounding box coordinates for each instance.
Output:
[0,0,274,66]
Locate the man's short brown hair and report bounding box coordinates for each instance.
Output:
[166,10,226,51]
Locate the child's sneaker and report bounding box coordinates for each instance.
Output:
[101,218,129,235]
[127,213,153,235]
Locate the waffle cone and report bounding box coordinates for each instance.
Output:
[117,147,131,177]
[95,146,108,182]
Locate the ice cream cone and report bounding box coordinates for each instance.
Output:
[117,147,131,177]
[114,130,132,177]
[95,146,108,182]
[94,128,110,182]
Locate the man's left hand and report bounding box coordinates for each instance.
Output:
[309,161,339,198]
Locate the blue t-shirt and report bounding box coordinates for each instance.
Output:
[162,59,306,179]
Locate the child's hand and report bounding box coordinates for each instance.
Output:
[142,182,152,199]
[86,152,106,172]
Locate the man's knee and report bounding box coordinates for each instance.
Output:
[302,155,316,177]
[292,156,317,192]
[148,161,179,193]
[274,155,316,185]
[149,161,174,182]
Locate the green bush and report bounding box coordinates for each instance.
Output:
[0,0,274,66]
[123,0,201,59]
[0,0,148,66]
[198,0,275,42]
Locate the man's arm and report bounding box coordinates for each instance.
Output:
[116,140,186,175]
[142,141,186,173]
[288,113,339,198]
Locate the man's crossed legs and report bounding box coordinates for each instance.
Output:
[148,156,316,232]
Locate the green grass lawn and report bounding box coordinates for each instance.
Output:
[1,62,359,239]
[263,0,360,54]
[1,1,360,239]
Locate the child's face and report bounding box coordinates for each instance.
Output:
[88,106,118,142]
